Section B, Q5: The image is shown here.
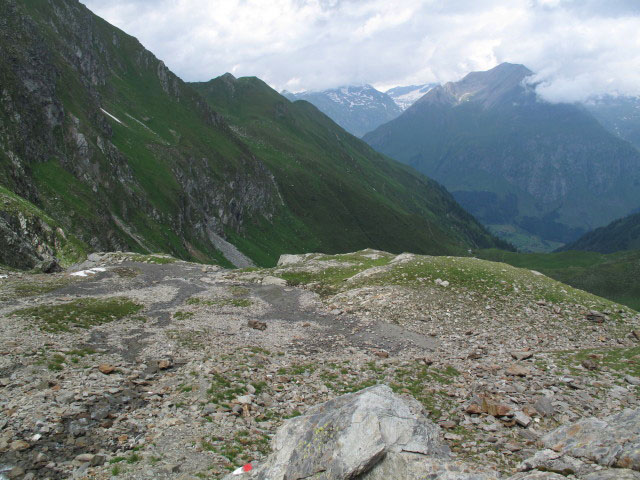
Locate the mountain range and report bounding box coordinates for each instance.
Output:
[282,85,402,137]
[0,0,505,271]
[363,63,640,252]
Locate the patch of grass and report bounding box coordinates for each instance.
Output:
[126,453,141,464]
[126,254,177,264]
[48,353,66,371]
[186,296,252,308]
[173,310,194,320]
[476,248,640,311]
[165,329,208,350]
[207,373,246,405]
[2,277,74,301]
[111,267,142,278]
[12,297,143,332]
[554,345,640,379]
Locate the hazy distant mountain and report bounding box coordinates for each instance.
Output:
[364,62,640,252]
[585,95,640,151]
[386,83,438,110]
[283,85,402,137]
[561,211,640,253]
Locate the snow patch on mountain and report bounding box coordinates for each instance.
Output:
[386,84,438,110]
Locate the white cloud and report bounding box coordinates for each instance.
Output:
[81,0,640,102]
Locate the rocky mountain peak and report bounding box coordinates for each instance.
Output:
[417,62,534,109]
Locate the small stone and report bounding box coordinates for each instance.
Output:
[511,351,534,361]
[10,439,30,451]
[482,397,512,417]
[466,403,483,415]
[439,420,457,429]
[514,411,532,427]
[625,375,640,386]
[236,395,253,405]
[158,359,173,370]
[75,453,95,463]
[163,463,180,473]
[534,396,555,417]
[98,364,115,375]
[7,466,24,479]
[507,364,530,377]
[262,276,287,286]
[248,319,267,331]
[586,312,606,323]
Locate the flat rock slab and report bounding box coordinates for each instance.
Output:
[539,407,640,471]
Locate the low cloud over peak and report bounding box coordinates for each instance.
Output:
[82,0,640,103]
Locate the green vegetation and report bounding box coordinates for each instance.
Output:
[270,251,634,317]
[476,248,640,310]
[202,430,270,468]
[561,212,640,254]
[207,372,247,405]
[186,296,252,308]
[553,345,640,380]
[12,297,143,332]
[0,276,75,302]
[173,311,194,321]
[0,185,88,268]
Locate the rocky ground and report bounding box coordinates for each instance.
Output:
[0,250,638,479]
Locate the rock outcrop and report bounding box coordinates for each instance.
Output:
[226,385,640,480]
[226,385,498,480]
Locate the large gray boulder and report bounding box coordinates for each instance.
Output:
[539,408,640,470]
[519,407,640,478]
[228,384,498,480]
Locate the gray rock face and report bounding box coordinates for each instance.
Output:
[234,385,451,480]
[539,408,640,470]
[518,407,640,478]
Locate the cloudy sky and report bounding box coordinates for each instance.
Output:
[82,0,640,102]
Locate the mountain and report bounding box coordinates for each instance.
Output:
[282,85,402,137]
[364,62,640,252]
[0,0,505,270]
[584,95,640,151]
[386,83,438,110]
[560,211,640,253]
[190,74,508,264]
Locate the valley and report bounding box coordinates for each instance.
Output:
[1,1,640,479]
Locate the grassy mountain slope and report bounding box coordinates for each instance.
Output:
[191,74,509,264]
[476,248,640,310]
[1,0,286,268]
[559,212,640,254]
[364,63,640,252]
